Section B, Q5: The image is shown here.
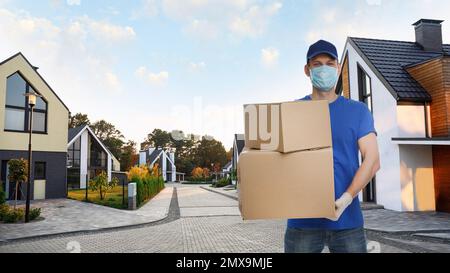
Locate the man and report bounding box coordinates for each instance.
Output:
[284,40,381,253]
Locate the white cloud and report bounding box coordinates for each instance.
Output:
[261,47,279,67]
[135,66,169,86]
[67,0,81,6]
[0,7,132,112]
[80,16,136,42]
[136,0,282,40]
[189,61,206,72]
[229,2,282,38]
[131,0,159,19]
[183,19,218,40]
[104,72,121,92]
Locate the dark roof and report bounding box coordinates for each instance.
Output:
[148,148,163,165]
[68,125,87,142]
[234,134,245,155]
[348,37,450,102]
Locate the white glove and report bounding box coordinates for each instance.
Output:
[327,192,353,221]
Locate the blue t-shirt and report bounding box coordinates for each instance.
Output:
[287,95,377,230]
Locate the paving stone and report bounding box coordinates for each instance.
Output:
[0,187,173,242]
[363,209,450,233]
[0,185,417,253]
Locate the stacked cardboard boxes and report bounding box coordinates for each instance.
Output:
[238,100,336,220]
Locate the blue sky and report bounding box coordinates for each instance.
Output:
[1,0,449,149]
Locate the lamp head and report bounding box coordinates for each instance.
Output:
[23,91,42,107]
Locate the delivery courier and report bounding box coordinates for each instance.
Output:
[238,39,380,253]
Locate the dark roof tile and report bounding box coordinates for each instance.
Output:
[349,37,450,102]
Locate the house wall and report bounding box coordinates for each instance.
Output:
[396,105,427,138]
[345,42,403,211]
[80,130,88,189]
[341,54,351,99]
[399,145,435,211]
[407,57,450,137]
[0,54,69,153]
[139,151,146,166]
[0,150,67,199]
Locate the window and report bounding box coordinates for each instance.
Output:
[4,72,47,133]
[357,65,373,113]
[357,64,376,203]
[68,138,81,167]
[34,162,46,180]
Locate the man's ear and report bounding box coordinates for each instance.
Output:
[304,64,311,78]
[337,63,342,75]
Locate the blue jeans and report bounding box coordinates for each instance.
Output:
[284,227,367,253]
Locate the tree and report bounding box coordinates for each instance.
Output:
[226,148,233,162]
[121,140,138,171]
[7,159,28,209]
[91,120,125,160]
[69,113,90,128]
[88,171,119,200]
[192,136,227,170]
[91,120,124,141]
[141,129,172,150]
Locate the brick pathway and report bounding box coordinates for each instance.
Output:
[0,184,417,253]
[0,186,173,242]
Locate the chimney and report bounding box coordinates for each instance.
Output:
[413,19,444,52]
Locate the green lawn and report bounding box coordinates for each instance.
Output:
[68,185,128,209]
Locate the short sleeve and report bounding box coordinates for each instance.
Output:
[358,104,377,140]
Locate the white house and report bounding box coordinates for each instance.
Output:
[338,19,450,213]
[67,124,120,189]
[139,147,176,182]
[222,161,232,178]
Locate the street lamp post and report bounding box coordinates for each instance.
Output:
[24,91,40,223]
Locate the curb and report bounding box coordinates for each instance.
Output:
[0,187,177,245]
[200,186,238,201]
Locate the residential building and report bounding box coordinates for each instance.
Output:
[338,19,450,213]
[0,53,69,200]
[67,124,120,189]
[139,147,176,182]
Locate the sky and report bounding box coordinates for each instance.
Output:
[1,0,450,149]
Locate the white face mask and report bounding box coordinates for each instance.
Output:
[310,65,339,92]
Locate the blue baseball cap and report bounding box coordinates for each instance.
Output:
[307,40,338,63]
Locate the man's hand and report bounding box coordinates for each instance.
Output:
[327,192,353,221]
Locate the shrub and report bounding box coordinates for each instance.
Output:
[8,158,28,209]
[88,171,119,200]
[0,204,10,221]
[127,165,149,182]
[29,208,41,221]
[0,183,5,205]
[212,177,231,188]
[3,208,24,223]
[128,165,165,207]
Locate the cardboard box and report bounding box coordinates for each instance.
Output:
[238,148,336,220]
[244,100,331,153]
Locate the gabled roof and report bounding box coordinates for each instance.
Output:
[67,124,119,163]
[148,148,164,165]
[145,148,175,166]
[347,37,450,102]
[0,52,70,112]
[68,125,87,142]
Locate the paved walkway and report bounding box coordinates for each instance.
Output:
[0,184,416,253]
[0,186,173,242]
